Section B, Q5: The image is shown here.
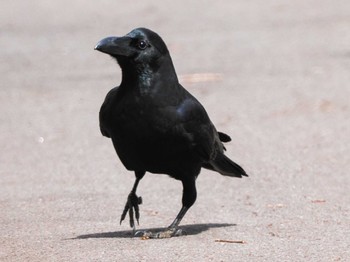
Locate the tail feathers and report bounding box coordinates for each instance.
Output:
[208,153,248,178]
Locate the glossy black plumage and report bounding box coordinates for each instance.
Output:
[95,28,247,238]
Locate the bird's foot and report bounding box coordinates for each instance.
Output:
[120,192,142,229]
[135,227,185,239]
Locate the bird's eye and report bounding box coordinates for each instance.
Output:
[137,40,148,50]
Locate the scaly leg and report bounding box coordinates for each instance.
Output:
[120,171,145,230]
[137,176,197,239]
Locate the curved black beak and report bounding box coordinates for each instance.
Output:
[95,36,133,56]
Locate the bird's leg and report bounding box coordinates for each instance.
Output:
[137,177,197,239]
[150,206,189,238]
[120,171,145,231]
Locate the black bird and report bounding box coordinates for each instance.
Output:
[95,28,248,238]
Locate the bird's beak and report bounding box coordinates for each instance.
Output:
[94,36,133,56]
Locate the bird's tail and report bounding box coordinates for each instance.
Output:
[208,153,248,178]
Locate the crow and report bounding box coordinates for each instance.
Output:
[95,28,248,238]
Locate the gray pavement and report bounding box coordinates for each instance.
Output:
[1,0,349,261]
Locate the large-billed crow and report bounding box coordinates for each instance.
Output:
[95,28,248,238]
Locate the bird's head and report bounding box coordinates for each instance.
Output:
[95,28,171,73]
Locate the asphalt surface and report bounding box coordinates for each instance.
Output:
[1,1,349,261]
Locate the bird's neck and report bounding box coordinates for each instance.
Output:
[120,56,178,90]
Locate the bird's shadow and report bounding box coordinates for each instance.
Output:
[71,223,236,240]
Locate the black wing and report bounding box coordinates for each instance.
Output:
[172,90,224,162]
[99,87,119,138]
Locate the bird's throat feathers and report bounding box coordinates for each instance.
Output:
[136,64,153,88]
[120,56,178,91]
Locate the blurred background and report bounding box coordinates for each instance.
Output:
[1,0,349,261]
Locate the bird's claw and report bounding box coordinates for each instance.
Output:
[135,228,184,239]
[120,192,142,229]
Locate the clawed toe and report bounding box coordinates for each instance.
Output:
[134,228,184,239]
[120,193,142,229]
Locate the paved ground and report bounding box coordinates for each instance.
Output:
[1,0,350,261]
